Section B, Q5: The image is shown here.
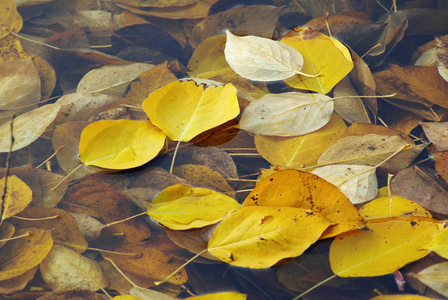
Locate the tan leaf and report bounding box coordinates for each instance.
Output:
[411,262,448,298]
[421,122,448,151]
[436,35,448,82]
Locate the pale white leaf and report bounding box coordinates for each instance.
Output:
[40,245,108,292]
[0,103,61,152]
[76,63,154,96]
[312,164,378,204]
[224,30,304,81]
[240,92,333,136]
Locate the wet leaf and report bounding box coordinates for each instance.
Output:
[318,134,425,172]
[0,103,60,152]
[0,34,29,63]
[243,169,365,238]
[281,26,354,94]
[129,287,178,300]
[0,0,22,39]
[40,245,108,291]
[148,184,240,230]
[425,227,448,260]
[36,169,70,208]
[0,266,37,295]
[254,113,346,167]
[143,80,239,142]
[421,122,448,151]
[70,213,105,243]
[239,92,333,136]
[333,77,371,123]
[0,228,53,281]
[79,119,166,169]
[186,292,247,299]
[0,222,14,248]
[208,206,332,269]
[0,175,32,220]
[311,165,378,204]
[330,217,443,277]
[411,261,448,298]
[436,35,448,82]
[434,151,448,184]
[224,30,304,81]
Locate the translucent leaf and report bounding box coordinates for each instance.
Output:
[224,30,304,81]
[281,27,354,94]
[148,184,241,230]
[311,165,378,204]
[330,217,444,277]
[40,245,108,291]
[254,113,346,167]
[208,206,332,268]
[239,92,333,136]
[142,80,239,142]
[79,119,166,169]
[0,175,32,220]
[243,169,364,238]
[425,227,448,259]
[0,228,53,281]
[411,261,448,298]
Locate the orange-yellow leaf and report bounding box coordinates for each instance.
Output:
[0,175,32,220]
[0,228,53,281]
[0,0,22,39]
[208,206,332,268]
[142,80,239,142]
[330,217,444,277]
[281,27,353,94]
[148,184,240,230]
[186,292,247,300]
[79,119,166,169]
[243,169,364,238]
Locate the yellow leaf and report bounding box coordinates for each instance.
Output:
[224,30,306,81]
[254,113,346,167]
[79,119,166,169]
[330,217,444,277]
[243,169,365,238]
[142,80,239,142]
[281,27,354,94]
[0,0,22,39]
[239,92,333,136]
[148,184,241,230]
[0,228,53,281]
[113,296,137,300]
[208,206,332,268]
[371,295,438,300]
[424,227,448,259]
[359,194,432,220]
[0,175,32,220]
[186,292,247,300]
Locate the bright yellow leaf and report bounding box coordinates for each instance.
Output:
[186,292,247,300]
[0,0,22,39]
[142,80,239,142]
[243,169,365,238]
[371,295,438,300]
[281,27,354,94]
[330,217,444,277]
[208,206,332,269]
[0,175,32,220]
[112,296,137,300]
[148,184,241,230]
[79,119,166,169]
[359,194,432,220]
[424,227,448,259]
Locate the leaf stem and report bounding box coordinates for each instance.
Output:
[292,274,337,300]
[170,140,181,174]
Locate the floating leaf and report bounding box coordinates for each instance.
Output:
[239,92,333,136]
[281,27,354,94]
[0,266,37,295]
[0,103,60,152]
[0,175,32,220]
[243,169,364,238]
[142,80,239,142]
[311,165,378,204]
[0,228,53,281]
[224,30,305,81]
[411,262,448,298]
[79,119,166,169]
[148,184,240,230]
[424,227,448,259]
[186,292,247,300]
[254,113,346,167]
[0,0,22,39]
[208,206,332,269]
[40,245,108,291]
[421,122,448,151]
[436,35,448,82]
[330,217,443,277]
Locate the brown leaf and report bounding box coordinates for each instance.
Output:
[0,266,37,295]
[32,55,56,100]
[436,35,448,82]
[434,151,448,184]
[333,77,370,123]
[11,206,88,254]
[36,290,106,300]
[36,169,70,208]
[392,165,448,216]
[0,222,14,249]
[70,213,105,243]
[0,34,29,63]
[421,122,448,151]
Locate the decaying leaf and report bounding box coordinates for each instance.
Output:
[79,119,166,169]
[148,184,240,230]
[240,92,333,136]
[281,26,354,94]
[311,165,378,204]
[330,217,443,277]
[224,30,305,81]
[208,206,332,269]
[0,266,37,295]
[421,122,448,151]
[40,245,108,291]
[143,80,239,142]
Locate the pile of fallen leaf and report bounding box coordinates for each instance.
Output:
[0,0,448,299]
